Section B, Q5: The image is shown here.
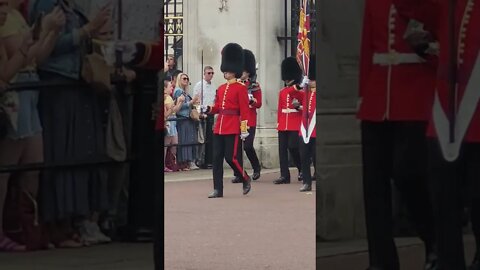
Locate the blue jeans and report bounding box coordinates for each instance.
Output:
[8,72,42,139]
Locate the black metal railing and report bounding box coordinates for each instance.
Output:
[0,80,139,174]
[1,80,209,174]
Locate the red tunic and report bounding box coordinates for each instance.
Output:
[357,0,437,122]
[289,88,317,139]
[210,79,250,135]
[394,0,480,144]
[135,42,164,70]
[277,85,303,131]
[244,81,262,127]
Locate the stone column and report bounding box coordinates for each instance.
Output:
[316,0,366,240]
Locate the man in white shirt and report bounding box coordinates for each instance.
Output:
[193,66,216,168]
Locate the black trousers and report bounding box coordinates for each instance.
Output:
[299,136,316,186]
[212,134,248,192]
[361,121,435,270]
[428,140,480,270]
[278,131,302,180]
[234,127,261,176]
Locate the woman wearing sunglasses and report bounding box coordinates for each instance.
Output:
[173,73,200,171]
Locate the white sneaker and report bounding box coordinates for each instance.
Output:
[78,221,99,245]
[190,162,199,170]
[88,222,112,244]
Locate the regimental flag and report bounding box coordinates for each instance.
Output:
[296,0,314,144]
[296,0,311,77]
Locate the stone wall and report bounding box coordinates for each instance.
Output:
[316,0,366,240]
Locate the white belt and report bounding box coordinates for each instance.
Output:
[281,108,299,113]
[372,52,425,65]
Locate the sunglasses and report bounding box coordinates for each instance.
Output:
[182,77,190,81]
[206,72,214,75]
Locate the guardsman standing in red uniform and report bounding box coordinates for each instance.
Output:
[289,55,316,192]
[358,1,438,269]
[273,57,303,185]
[231,49,262,183]
[201,43,252,198]
[394,0,480,269]
[128,42,164,70]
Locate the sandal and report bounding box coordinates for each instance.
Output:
[54,232,88,248]
[0,235,26,252]
[71,233,91,247]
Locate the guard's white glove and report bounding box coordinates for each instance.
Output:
[200,104,210,114]
[300,75,310,88]
[426,42,440,56]
[292,99,301,111]
[240,120,249,140]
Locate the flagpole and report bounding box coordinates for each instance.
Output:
[297,0,311,144]
[201,50,204,106]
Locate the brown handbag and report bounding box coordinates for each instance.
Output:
[81,39,115,94]
[189,105,201,121]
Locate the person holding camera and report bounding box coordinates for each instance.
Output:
[30,0,113,248]
[173,72,199,171]
[0,0,64,252]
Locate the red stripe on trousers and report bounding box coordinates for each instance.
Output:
[232,135,247,181]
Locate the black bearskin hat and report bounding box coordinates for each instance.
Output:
[281,57,303,84]
[243,49,256,78]
[308,54,316,80]
[221,43,244,78]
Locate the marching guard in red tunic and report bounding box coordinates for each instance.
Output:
[231,49,263,183]
[201,43,252,198]
[288,55,316,192]
[358,0,438,269]
[394,0,480,269]
[273,57,303,185]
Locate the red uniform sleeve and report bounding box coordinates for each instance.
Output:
[277,89,282,121]
[252,87,262,109]
[238,84,250,123]
[359,0,373,98]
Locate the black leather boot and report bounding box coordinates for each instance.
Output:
[243,177,251,195]
[208,190,223,198]
[231,176,242,183]
[299,184,312,192]
[273,177,290,184]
